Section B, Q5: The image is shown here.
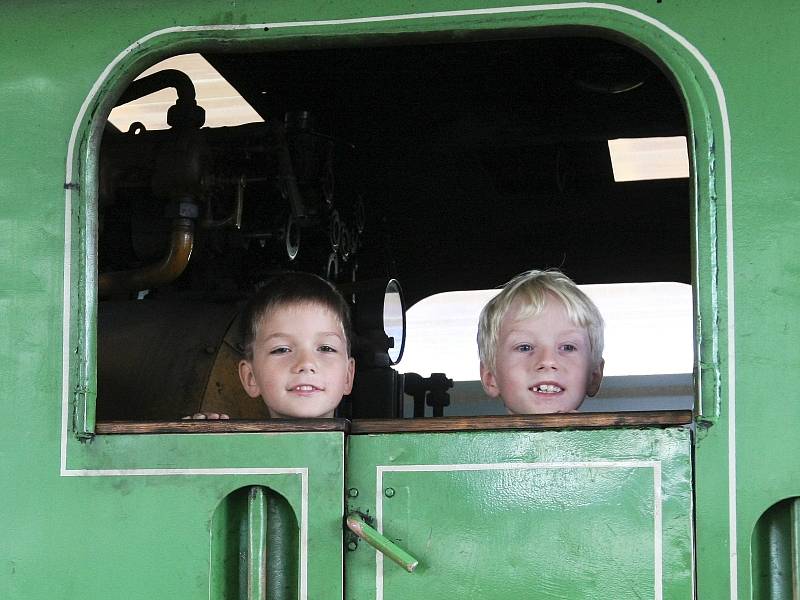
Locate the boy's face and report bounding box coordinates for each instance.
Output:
[480,295,603,414]
[238,302,355,419]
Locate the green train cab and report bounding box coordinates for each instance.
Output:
[2,2,799,599]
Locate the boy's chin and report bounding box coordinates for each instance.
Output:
[266,402,338,419]
[503,398,584,415]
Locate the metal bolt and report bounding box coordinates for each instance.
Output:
[384,487,395,498]
[347,488,359,498]
[347,541,358,551]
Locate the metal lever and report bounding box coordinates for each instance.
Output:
[346,513,419,573]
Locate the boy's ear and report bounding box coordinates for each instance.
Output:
[586,359,605,397]
[343,357,355,395]
[479,362,501,398]
[238,360,262,399]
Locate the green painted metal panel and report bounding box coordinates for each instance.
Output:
[346,427,692,599]
[47,431,343,599]
[2,2,800,598]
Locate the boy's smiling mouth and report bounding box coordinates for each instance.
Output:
[530,383,563,394]
[290,384,324,393]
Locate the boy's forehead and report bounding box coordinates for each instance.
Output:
[503,296,585,334]
[505,293,560,318]
[256,301,343,334]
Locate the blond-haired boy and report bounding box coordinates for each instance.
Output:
[477,270,604,414]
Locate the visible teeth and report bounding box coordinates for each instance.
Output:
[535,384,562,393]
[296,385,315,391]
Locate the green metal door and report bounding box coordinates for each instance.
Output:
[345,425,693,599]
[58,424,345,599]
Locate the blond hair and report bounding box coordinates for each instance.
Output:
[477,270,604,372]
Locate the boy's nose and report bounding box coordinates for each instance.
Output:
[294,350,317,373]
[536,349,558,370]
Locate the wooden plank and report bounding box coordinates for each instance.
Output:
[97,411,691,435]
[349,410,692,434]
[96,419,351,434]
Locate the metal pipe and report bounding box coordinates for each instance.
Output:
[115,69,204,129]
[99,218,194,296]
[115,69,196,106]
[272,123,307,221]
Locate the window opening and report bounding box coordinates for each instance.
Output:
[95,35,690,424]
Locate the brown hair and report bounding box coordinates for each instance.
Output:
[239,271,352,360]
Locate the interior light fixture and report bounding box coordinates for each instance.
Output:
[608,136,690,182]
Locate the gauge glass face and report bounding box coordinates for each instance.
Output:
[383,279,404,364]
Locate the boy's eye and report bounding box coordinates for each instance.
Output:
[269,347,291,355]
[560,344,577,352]
[318,344,338,353]
[515,344,533,352]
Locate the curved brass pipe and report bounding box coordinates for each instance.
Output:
[99,218,194,297]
